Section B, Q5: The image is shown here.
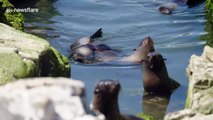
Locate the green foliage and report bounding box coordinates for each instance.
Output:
[137,113,154,120]
[0,0,24,30]
[201,0,213,47]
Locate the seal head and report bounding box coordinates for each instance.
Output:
[91,80,143,120]
[120,36,155,63]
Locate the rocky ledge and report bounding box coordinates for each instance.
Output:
[164,46,213,120]
[0,23,70,85]
[0,77,105,120]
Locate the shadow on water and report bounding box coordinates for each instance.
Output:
[20,0,206,119]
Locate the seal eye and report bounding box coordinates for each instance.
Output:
[94,89,100,94]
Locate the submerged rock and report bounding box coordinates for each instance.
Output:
[164,46,213,120]
[0,23,70,85]
[0,77,105,120]
[0,0,24,30]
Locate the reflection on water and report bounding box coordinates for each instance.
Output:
[20,0,206,119]
[14,0,60,39]
[142,93,171,120]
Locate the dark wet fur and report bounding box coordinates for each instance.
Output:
[70,28,103,50]
[159,0,205,15]
[142,52,180,95]
[92,80,143,120]
[90,28,103,39]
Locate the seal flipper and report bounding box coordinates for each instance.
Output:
[169,78,180,93]
[90,28,103,39]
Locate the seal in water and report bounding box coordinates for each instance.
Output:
[69,28,120,63]
[69,36,155,64]
[90,80,143,120]
[159,0,205,14]
[142,52,180,94]
[120,36,155,63]
[94,36,155,63]
[85,36,155,63]
[70,28,103,50]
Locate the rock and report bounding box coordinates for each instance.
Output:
[165,110,213,120]
[0,23,70,85]
[0,77,105,120]
[164,46,213,120]
[0,0,24,30]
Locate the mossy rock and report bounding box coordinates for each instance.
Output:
[206,0,213,15]
[0,23,70,85]
[0,48,28,85]
[0,0,24,30]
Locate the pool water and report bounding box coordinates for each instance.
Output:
[19,0,206,119]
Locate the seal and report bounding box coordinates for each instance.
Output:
[69,44,96,63]
[89,36,155,63]
[142,52,180,94]
[70,28,103,50]
[120,36,155,63]
[90,80,143,120]
[69,36,155,64]
[95,50,119,62]
[69,28,119,63]
[159,0,204,14]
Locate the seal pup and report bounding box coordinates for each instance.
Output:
[142,52,180,94]
[119,36,155,63]
[159,0,205,14]
[91,80,143,120]
[70,28,103,50]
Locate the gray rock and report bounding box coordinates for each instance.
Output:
[0,23,70,85]
[0,77,105,120]
[164,46,213,120]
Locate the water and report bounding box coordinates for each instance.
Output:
[21,0,206,119]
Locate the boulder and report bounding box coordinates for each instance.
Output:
[0,77,105,120]
[164,46,213,120]
[0,23,70,85]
